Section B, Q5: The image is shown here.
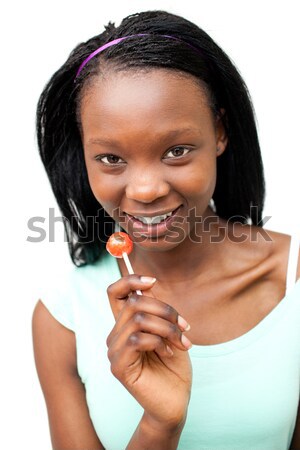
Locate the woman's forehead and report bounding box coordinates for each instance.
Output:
[80,69,213,133]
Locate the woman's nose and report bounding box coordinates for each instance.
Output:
[125,170,170,203]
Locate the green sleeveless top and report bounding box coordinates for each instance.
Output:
[41,234,300,450]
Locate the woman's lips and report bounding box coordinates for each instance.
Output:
[125,206,182,237]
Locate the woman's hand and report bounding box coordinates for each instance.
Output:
[106,275,193,430]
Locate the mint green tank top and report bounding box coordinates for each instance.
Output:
[41,234,300,450]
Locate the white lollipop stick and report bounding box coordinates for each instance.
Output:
[122,252,142,295]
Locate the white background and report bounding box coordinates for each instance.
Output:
[1,0,299,448]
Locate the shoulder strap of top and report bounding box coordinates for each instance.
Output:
[286,233,300,294]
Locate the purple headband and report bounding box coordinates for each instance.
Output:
[75,33,200,79]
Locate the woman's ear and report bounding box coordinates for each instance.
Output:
[215,108,228,156]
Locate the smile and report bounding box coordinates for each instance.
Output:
[129,211,174,225]
[124,207,181,235]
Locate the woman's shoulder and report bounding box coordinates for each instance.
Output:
[225,224,299,288]
[261,228,299,283]
[36,252,119,332]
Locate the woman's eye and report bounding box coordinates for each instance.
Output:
[164,147,190,159]
[96,154,125,165]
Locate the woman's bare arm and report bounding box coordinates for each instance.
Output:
[290,403,300,450]
[290,252,300,449]
[32,300,105,450]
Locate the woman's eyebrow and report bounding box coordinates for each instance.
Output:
[88,127,202,147]
[160,127,202,139]
[87,137,122,147]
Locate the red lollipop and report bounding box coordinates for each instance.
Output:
[106,232,142,294]
[106,232,133,258]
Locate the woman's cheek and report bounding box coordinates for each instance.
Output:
[88,172,123,216]
[179,163,216,198]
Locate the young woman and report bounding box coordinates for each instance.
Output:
[32,10,300,450]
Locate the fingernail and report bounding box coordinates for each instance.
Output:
[181,334,193,349]
[166,345,174,356]
[178,315,191,331]
[140,276,157,284]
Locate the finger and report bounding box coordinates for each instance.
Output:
[107,274,157,301]
[107,274,156,317]
[108,312,191,354]
[109,332,173,380]
[106,293,183,347]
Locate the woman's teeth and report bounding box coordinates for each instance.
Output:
[133,211,173,225]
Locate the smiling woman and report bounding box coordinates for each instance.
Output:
[32,9,300,450]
